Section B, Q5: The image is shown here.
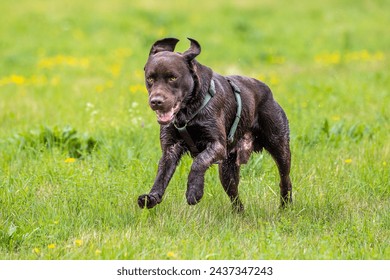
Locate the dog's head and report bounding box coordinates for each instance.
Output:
[144,38,201,125]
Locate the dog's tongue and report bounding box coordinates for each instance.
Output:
[156,109,174,124]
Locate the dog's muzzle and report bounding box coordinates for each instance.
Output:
[149,95,180,125]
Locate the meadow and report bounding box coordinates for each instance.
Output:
[0,0,389,259]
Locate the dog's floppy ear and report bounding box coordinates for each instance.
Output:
[183,38,201,62]
[149,38,179,56]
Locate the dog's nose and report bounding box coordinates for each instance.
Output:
[150,96,164,110]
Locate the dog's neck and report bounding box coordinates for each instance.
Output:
[174,61,213,127]
[173,79,215,156]
[174,80,215,128]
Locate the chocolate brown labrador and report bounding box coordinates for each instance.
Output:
[138,38,292,212]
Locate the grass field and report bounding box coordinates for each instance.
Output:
[0,0,389,260]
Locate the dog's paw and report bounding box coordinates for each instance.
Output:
[138,193,160,209]
[186,189,203,205]
[232,200,245,213]
[280,193,293,209]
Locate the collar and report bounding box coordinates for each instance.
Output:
[173,79,215,131]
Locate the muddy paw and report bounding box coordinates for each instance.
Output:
[138,193,160,209]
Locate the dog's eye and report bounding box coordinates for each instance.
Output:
[146,77,154,84]
[169,76,177,82]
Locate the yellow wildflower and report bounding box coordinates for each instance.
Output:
[315,52,341,65]
[0,75,26,86]
[109,64,122,77]
[257,73,279,86]
[95,84,105,93]
[10,75,26,85]
[167,251,176,258]
[64,157,76,163]
[346,50,384,63]
[331,115,341,121]
[344,158,353,164]
[38,55,89,69]
[95,249,102,255]
[96,80,113,93]
[257,74,266,81]
[315,50,385,66]
[48,244,56,249]
[33,248,41,254]
[269,74,279,86]
[112,48,132,59]
[74,239,83,247]
[129,84,146,94]
[157,27,167,37]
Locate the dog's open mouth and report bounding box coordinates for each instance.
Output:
[156,103,180,125]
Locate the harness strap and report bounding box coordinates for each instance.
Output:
[174,79,242,155]
[226,79,242,143]
[174,80,215,155]
[175,124,199,155]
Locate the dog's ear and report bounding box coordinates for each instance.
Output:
[183,38,201,62]
[149,38,180,56]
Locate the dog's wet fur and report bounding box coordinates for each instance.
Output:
[138,38,292,212]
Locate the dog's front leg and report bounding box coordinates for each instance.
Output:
[186,141,225,205]
[138,143,184,209]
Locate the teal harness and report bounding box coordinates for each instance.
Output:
[174,79,242,155]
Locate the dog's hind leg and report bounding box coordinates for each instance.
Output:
[218,152,244,212]
[266,137,293,208]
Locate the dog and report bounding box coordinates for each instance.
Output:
[138,38,292,212]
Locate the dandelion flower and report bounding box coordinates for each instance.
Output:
[10,75,26,85]
[33,248,40,254]
[167,251,176,258]
[331,115,340,121]
[95,85,105,93]
[129,84,146,94]
[75,239,83,247]
[315,52,341,65]
[109,64,122,77]
[64,158,76,163]
[38,55,89,69]
[48,244,56,249]
[269,74,280,86]
[345,159,353,164]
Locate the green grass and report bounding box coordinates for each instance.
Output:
[0,0,389,259]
